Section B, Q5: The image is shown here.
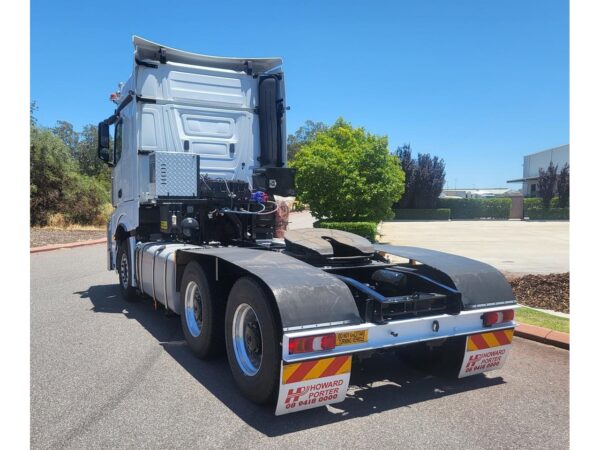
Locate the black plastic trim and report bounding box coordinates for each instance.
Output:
[135,57,158,69]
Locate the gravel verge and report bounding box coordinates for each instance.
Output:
[30,228,105,248]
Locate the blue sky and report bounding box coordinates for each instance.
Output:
[31,0,568,188]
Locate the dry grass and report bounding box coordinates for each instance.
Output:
[32,224,105,231]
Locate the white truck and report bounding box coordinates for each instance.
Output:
[98,36,518,415]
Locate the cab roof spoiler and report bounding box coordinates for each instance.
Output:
[133,35,283,74]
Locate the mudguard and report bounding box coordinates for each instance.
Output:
[179,247,362,330]
[375,245,516,310]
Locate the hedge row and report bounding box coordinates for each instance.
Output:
[524,197,561,210]
[437,198,511,219]
[393,208,450,220]
[525,208,569,220]
[316,221,378,242]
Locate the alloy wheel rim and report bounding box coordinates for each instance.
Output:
[184,281,202,337]
[232,303,263,376]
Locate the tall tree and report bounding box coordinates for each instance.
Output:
[287,120,328,161]
[395,146,445,209]
[52,120,79,156]
[30,126,79,225]
[557,163,569,208]
[30,101,39,127]
[395,144,415,208]
[75,124,110,180]
[537,161,558,209]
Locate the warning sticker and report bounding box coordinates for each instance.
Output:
[275,356,352,415]
[459,344,511,378]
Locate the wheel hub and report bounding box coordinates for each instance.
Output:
[244,321,262,354]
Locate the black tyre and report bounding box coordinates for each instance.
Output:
[399,336,467,377]
[180,262,224,359]
[117,243,138,301]
[225,277,280,404]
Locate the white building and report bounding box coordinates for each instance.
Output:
[507,144,569,196]
[441,188,516,198]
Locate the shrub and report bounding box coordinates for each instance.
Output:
[30,127,79,225]
[292,200,307,212]
[31,124,112,226]
[46,213,69,228]
[291,118,405,222]
[92,203,114,227]
[437,198,511,219]
[63,174,110,225]
[316,221,378,242]
[524,197,561,211]
[525,208,569,220]
[393,208,450,220]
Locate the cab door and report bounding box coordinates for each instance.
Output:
[111,103,137,206]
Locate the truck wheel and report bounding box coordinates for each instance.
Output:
[117,244,138,301]
[400,336,466,377]
[180,262,223,359]
[225,277,279,404]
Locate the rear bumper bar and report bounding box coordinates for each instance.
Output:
[282,305,518,363]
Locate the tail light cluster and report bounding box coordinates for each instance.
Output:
[289,333,336,354]
[483,309,515,327]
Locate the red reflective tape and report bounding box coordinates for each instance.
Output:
[494,330,511,346]
[469,334,489,350]
[320,356,350,378]
[286,359,319,384]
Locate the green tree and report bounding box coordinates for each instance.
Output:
[30,126,79,225]
[30,101,39,127]
[52,120,79,156]
[291,118,405,222]
[30,124,110,226]
[287,120,328,161]
[75,124,111,192]
[52,121,111,191]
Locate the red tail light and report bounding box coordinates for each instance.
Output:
[289,333,336,354]
[483,310,515,327]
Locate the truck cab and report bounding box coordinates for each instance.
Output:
[98,36,292,272]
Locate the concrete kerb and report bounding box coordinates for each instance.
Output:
[515,323,569,350]
[30,238,107,253]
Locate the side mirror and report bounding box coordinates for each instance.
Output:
[97,122,112,165]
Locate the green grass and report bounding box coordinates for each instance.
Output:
[516,307,570,333]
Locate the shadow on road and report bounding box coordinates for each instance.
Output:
[77,284,505,437]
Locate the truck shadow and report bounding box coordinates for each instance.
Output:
[78,284,506,437]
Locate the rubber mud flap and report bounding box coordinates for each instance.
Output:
[275,355,352,415]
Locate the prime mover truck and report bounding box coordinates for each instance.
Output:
[97,36,518,415]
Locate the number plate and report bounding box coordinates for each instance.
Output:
[336,330,368,346]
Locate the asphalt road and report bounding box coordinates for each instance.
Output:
[31,245,569,449]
